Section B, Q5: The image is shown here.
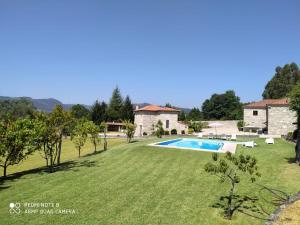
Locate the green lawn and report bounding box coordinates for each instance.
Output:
[1,138,300,225]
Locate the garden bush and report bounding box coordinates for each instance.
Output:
[237,120,245,131]
[171,129,177,135]
[188,128,194,134]
[286,129,298,142]
[143,132,148,136]
[164,130,170,135]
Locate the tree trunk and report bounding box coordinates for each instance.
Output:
[225,180,235,220]
[94,142,97,153]
[3,165,7,178]
[57,135,62,165]
[104,139,107,151]
[50,148,54,173]
[104,132,108,151]
[78,147,81,157]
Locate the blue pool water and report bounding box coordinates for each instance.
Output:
[156,139,224,151]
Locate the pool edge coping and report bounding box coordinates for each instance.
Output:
[148,138,238,154]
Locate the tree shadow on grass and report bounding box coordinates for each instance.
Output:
[0,159,99,191]
[0,180,10,191]
[284,157,298,164]
[83,150,107,158]
[210,185,291,222]
[211,194,269,221]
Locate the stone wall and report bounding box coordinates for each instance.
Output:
[244,108,267,129]
[134,111,188,136]
[268,106,297,135]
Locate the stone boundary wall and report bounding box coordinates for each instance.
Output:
[265,192,300,225]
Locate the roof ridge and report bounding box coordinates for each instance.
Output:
[135,104,180,112]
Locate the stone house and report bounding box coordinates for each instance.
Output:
[134,105,188,136]
[244,98,297,135]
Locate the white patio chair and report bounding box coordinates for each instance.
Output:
[197,132,203,138]
[265,138,275,144]
[221,134,227,140]
[230,134,237,141]
[244,141,255,148]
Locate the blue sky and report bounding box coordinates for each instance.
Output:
[0,0,299,108]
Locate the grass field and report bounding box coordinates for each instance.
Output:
[1,137,300,225]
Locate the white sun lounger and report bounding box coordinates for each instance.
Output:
[230,134,237,141]
[265,138,275,144]
[221,134,228,140]
[244,141,255,148]
[197,132,203,138]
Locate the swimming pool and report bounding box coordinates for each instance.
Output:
[151,138,225,152]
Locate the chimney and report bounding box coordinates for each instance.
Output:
[135,105,139,110]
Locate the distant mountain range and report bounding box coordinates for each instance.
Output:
[0,96,191,113]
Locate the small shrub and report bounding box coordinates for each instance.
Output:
[237,120,245,131]
[181,130,185,135]
[188,128,194,134]
[188,121,203,132]
[143,132,148,136]
[286,132,293,141]
[202,122,209,128]
[286,130,297,142]
[155,120,164,138]
[164,130,170,135]
[171,129,177,135]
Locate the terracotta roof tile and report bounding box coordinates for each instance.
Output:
[244,98,289,109]
[134,105,180,112]
[268,98,289,106]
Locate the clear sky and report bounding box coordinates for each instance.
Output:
[0,0,299,108]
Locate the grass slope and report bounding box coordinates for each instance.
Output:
[0,138,299,225]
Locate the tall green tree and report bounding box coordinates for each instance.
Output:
[202,90,243,120]
[178,111,186,121]
[263,63,300,99]
[121,95,134,121]
[0,119,40,177]
[91,100,107,124]
[187,108,202,121]
[107,87,123,121]
[70,104,90,119]
[288,82,300,163]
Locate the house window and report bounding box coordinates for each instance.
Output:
[253,110,258,116]
[166,120,169,129]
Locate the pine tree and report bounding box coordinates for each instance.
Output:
[91,100,107,124]
[122,95,134,122]
[107,87,123,121]
[178,111,186,121]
